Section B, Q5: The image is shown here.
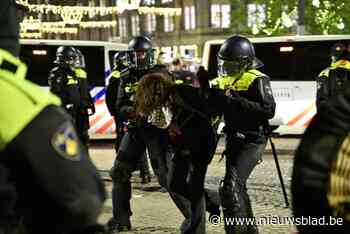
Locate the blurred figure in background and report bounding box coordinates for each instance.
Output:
[316,43,350,111]
[171,58,197,86]
[48,46,92,145]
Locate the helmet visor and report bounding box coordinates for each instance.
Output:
[75,54,85,68]
[217,57,243,77]
[252,57,264,69]
[129,50,154,70]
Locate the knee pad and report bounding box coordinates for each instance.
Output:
[109,161,132,183]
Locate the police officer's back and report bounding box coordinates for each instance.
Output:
[316,43,350,110]
[0,1,105,233]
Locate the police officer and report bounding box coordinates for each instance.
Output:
[106,51,129,150]
[48,46,92,145]
[292,86,350,234]
[316,42,350,110]
[75,48,95,145]
[106,36,169,233]
[106,51,152,184]
[0,1,105,233]
[210,35,276,234]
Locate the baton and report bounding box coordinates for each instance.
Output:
[268,134,289,208]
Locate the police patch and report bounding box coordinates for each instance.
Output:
[51,122,81,161]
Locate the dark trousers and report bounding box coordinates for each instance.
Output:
[220,135,266,234]
[109,125,167,225]
[167,150,212,234]
[114,118,153,182]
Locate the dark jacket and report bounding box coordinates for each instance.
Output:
[210,69,276,139]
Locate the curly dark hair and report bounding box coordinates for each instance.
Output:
[135,72,174,117]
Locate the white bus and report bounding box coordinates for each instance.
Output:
[19,39,128,138]
[202,35,350,133]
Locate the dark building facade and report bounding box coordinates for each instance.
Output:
[24,0,253,59]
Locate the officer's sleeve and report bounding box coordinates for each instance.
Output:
[115,74,135,120]
[76,69,90,108]
[48,66,65,95]
[206,88,226,119]
[228,76,276,120]
[316,73,329,111]
[105,73,120,116]
[6,105,106,232]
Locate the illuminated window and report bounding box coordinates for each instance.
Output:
[164,15,174,32]
[131,14,140,36]
[118,16,127,38]
[146,14,156,32]
[184,6,196,30]
[211,4,231,28]
[247,4,266,27]
[143,0,155,5]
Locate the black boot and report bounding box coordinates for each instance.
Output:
[139,154,151,184]
[106,218,131,233]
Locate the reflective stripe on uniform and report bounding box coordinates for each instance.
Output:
[210,69,265,91]
[0,49,27,80]
[332,60,350,70]
[67,75,78,85]
[0,52,61,150]
[110,70,121,79]
[75,68,87,79]
[318,67,331,78]
[320,60,350,79]
[106,70,121,86]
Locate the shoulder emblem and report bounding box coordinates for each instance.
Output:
[51,122,81,161]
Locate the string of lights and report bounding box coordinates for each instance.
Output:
[18,0,182,18]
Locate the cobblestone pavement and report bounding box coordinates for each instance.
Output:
[89,136,300,234]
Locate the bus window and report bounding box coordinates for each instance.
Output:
[20,45,56,86]
[76,46,105,86]
[20,45,105,86]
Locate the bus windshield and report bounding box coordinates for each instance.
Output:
[20,45,105,86]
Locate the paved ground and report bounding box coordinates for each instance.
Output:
[89,136,300,234]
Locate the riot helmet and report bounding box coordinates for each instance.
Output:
[0,0,28,56]
[330,43,348,63]
[127,36,155,70]
[75,49,86,68]
[217,35,263,77]
[55,46,77,66]
[113,51,129,71]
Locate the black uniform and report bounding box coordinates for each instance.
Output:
[210,35,276,234]
[107,65,170,231]
[0,48,105,234]
[292,88,350,234]
[106,52,129,150]
[316,59,350,110]
[48,48,91,145]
